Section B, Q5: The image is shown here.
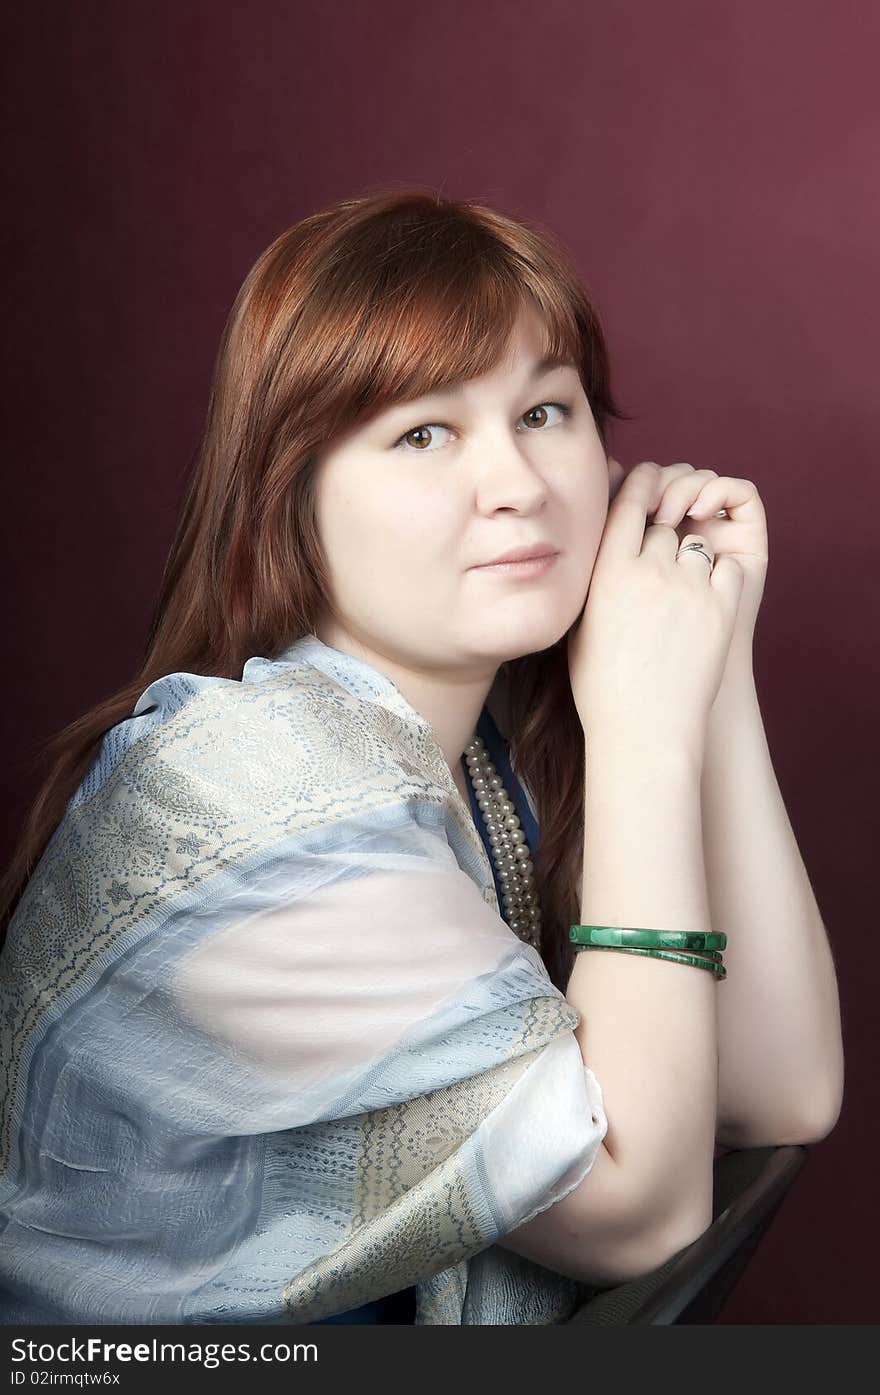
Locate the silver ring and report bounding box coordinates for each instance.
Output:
[675,541,714,567]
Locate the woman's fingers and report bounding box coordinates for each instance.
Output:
[653,467,765,527]
[647,463,768,563]
[600,461,662,559]
[613,459,709,518]
[673,532,716,581]
[609,462,764,559]
[682,475,761,523]
[652,465,720,523]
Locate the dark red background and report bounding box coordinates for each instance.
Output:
[4,1,878,1322]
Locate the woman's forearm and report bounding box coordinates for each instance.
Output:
[567,737,718,1239]
[701,669,844,1145]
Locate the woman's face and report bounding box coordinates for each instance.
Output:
[312,302,611,674]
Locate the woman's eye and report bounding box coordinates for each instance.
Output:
[521,401,572,431]
[395,423,452,452]
[393,401,571,453]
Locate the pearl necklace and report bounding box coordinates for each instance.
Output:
[463,732,542,952]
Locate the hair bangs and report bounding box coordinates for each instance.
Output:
[311,213,585,441]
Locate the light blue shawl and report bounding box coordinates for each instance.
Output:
[0,636,607,1324]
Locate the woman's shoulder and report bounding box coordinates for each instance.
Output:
[70,647,453,833]
[7,648,466,990]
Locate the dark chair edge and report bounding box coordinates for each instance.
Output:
[628,1144,809,1323]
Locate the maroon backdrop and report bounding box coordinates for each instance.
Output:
[4,1,878,1323]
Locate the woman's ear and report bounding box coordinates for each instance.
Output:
[607,455,626,502]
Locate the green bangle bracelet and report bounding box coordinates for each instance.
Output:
[569,924,728,953]
[572,943,727,980]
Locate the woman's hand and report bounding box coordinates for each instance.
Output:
[609,458,769,667]
[569,462,745,766]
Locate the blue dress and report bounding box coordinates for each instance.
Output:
[312,703,540,1325]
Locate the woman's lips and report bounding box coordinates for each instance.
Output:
[471,552,559,577]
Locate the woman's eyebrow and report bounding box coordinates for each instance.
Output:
[527,354,578,381]
[443,355,577,393]
[387,356,578,413]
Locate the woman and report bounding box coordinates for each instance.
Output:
[0,189,843,1325]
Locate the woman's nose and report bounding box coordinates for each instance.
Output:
[479,431,549,502]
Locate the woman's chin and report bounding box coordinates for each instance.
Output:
[466,623,572,665]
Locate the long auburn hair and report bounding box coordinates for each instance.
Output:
[1,187,632,993]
